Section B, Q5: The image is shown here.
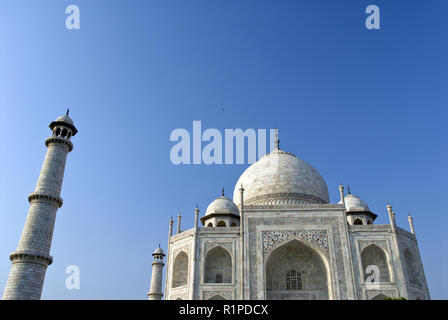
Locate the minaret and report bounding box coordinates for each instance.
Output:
[2,111,77,300]
[148,245,165,300]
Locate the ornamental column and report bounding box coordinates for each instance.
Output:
[190,205,200,299]
[164,216,174,298]
[239,185,245,299]
[177,212,182,234]
[408,212,415,235]
[2,110,77,300]
[148,246,165,300]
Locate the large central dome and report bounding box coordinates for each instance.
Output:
[232,148,329,206]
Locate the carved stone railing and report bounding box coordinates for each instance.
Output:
[28,192,63,208]
[9,250,53,266]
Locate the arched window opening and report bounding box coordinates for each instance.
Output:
[204,246,232,283]
[353,218,363,225]
[230,222,237,227]
[265,240,329,300]
[172,251,188,288]
[217,221,226,227]
[404,249,421,287]
[61,128,67,138]
[55,127,61,136]
[207,223,213,227]
[361,245,390,283]
[367,220,372,225]
[285,270,302,290]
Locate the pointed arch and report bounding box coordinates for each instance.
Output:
[172,251,189,288]
[404,248,421,287]
[361,244,390,283]
[265,239,331,300]
[217,221,226,227]
[371,293,388,300]
[204,246,232,283]
[208,294,226,300]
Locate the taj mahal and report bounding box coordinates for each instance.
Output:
[150,133,431,301]
[1,113,430,300]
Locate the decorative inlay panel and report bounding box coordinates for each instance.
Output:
[204,241,233,253]
[203,290,233,300]
[170,292,189,300]
[365,289,398,300]
[173,245,190,258]
[262,230,329,256]
[358,240,388,253]
[248,216,344,300]
[246,193,327,206]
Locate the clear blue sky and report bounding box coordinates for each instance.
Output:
[0,0,446,299]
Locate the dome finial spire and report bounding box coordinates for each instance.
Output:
[347,185,351,194]
[222,187,225,197]
[66,108,69,116]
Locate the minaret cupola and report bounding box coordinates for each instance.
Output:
[339,186,377,225]
[201,188,240,227]
[49,108,78,141]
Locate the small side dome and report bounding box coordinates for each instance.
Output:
[340,194,371,212]
[153,246,165,256]
[49,110,78,136]
[205,196,240,216]
[56,114,75,126]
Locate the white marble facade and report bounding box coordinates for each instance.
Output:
[157,145,430,300]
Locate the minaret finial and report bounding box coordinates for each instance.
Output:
[222,187,225,197]
[275,128,280,150]
[66,108,69,116]
[347,185,351,195]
